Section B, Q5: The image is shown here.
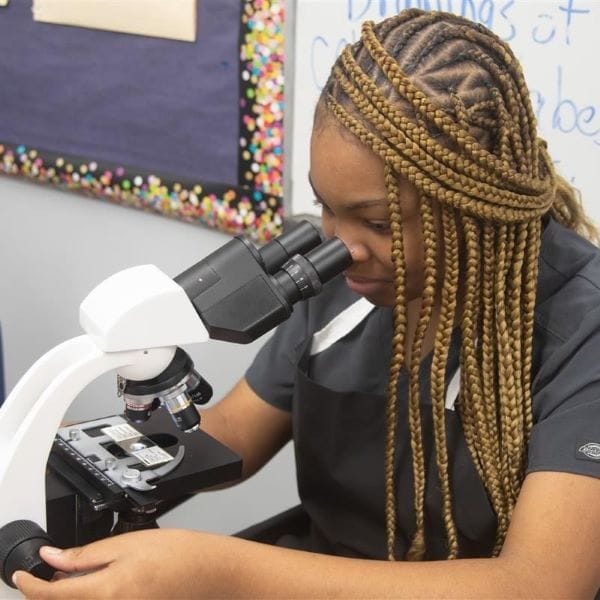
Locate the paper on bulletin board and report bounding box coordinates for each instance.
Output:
[32,0,197,42]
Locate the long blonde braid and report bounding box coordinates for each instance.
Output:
[319,9,599,560]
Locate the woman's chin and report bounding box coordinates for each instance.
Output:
[344,277,395,306]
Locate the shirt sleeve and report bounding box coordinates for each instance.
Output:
[245,299,309,412]
[527,315,600,479]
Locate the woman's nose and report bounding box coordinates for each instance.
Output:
[345,241,369,263]
[322,217,369,263]
[332,232,369,263]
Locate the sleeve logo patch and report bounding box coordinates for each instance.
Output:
[577,442,600,460]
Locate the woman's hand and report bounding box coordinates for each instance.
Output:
[13,528,232,599]
[17,476,600,600]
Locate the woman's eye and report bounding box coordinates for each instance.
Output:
[367,220,390,233]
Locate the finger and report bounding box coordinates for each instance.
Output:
[14,570,66,599]
[39,544,111,574]
[14,569,111,600]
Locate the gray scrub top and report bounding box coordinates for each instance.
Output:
[247,216,600,483]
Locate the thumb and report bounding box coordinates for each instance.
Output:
[39,544,111,574]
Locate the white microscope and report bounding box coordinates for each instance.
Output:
[0,221,351,596]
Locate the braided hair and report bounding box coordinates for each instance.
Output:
[317,9,599,561]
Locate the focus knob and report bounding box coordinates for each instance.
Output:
[0,520,56,588]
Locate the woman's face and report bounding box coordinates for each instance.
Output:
[309,121,425,307]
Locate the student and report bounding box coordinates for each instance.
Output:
[15,9,600,598]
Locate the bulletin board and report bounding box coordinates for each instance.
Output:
[0,0,284,241]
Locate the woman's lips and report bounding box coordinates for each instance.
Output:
[344,274,392,296]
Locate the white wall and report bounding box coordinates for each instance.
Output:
[289,0,600,219]
[0,175,299,534]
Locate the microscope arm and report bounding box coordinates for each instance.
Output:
[0,264,209,529]
[0,337,153,528]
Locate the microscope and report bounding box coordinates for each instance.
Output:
[0,221,351,595]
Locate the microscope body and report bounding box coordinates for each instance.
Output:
[0,222,352,595]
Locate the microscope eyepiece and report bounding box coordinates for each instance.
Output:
[272,237,352,304]
[304,237,353,283]
[258,220,322,274]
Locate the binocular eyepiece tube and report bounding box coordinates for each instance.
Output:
[256,220,353,304]
[273,236,353,303]
[258,220,323,274]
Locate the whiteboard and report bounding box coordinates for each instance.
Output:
[288,0,600,226]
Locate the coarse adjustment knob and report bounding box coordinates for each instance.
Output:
[0,520,56,588]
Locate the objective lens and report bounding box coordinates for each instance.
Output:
[124,397,158,423]
[186,371,213,406]
[121,349,209,433]
[162,395,200,433]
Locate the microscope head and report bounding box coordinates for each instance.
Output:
[174,220,352,343]
[115,220,353,433]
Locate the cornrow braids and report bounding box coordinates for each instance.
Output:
[319,8,598,560]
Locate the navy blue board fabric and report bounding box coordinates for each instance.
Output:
[0,0,240,184]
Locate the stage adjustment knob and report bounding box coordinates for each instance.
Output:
[0,520,56,588]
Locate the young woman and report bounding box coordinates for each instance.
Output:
[16,9,600,598]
